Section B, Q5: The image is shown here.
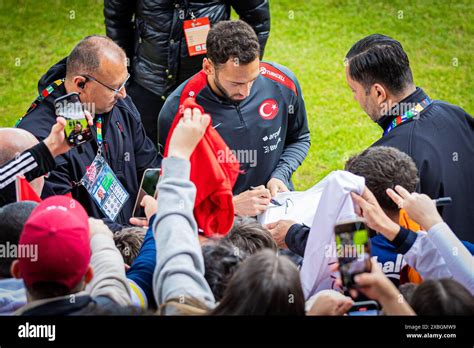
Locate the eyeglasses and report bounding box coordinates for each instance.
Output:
[81,73,130,95]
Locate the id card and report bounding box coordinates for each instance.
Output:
[81,153,129,221]
[183,17,210,56]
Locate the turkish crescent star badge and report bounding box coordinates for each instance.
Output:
[258,98,279,120]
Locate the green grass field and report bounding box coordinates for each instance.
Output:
[0,0,472,190]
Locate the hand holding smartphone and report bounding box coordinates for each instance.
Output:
[334,218,372,291]
[132,168,161,220]
[347,300,379,316]
[54,92,92,146]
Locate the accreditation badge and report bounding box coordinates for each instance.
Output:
[81,152,129,221]
[183,17,211,56]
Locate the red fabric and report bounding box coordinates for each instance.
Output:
[16,176,41,203]
[164,71,239,236]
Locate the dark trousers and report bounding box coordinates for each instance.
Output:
[127,79,165,146]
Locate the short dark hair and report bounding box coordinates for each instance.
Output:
[206,20,260,68]
[345,146,419,212]
[113,227,146,266]
[225,217,277,255]
[409,279,474,315]
[66,35,125,78]
[398,283,418,304]
[346,34,414,94]
[27,281,74,299]
[211,249,305,315]
[0,202,38,278]
[202,239,246,301]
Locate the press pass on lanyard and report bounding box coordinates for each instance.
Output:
[183,16,211,57]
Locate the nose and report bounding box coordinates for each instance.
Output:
[238,84,251,98]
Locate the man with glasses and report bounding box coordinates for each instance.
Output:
[17,35,160,231]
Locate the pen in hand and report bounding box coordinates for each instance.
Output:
[250,186,283,206]
[433,197,452,206]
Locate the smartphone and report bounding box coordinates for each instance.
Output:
[334,218,372,290]
[348,300,379,316]
[132,168,161,219]
[54,92,92,146]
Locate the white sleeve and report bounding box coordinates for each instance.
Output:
[427,222,474,294]
[403,231,452,280]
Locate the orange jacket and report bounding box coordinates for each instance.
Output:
[399,209,423,284]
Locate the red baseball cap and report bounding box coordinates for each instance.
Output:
[18,195,91,290]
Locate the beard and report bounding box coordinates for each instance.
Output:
[214,74,245,104]
[363,97,382,122]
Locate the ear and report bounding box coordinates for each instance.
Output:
[372,83,387,104]
[11,260,21,279]
[202,58,214,76]
[72,75,88,90]
[84,265,94,285]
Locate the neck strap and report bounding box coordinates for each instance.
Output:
[383,97,432,136]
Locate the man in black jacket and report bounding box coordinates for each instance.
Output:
[344,34,474,242]
[16,36,160,231]
[104,0,271,145]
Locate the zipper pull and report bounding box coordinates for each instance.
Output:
[116,121,125,135]
[72,180,83,188]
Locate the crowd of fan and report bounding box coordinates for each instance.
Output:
[0,111,473,316]
[0,18,473,316]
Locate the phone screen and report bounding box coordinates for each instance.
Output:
[133,169,161,219]
[348,301,379,316]
[54,93,91,146]
[335,219,371,289]
[348,309,378,316]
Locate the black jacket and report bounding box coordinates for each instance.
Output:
[373,88,474,242]
[104,0,270,97]
[0,142,55,207]
[16,58,160,231]
[20,294,119,316]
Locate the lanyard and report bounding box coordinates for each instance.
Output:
[96,116,103,148]
[182,0,195,19]
[95,116,112,167]
[383,97,432,136]
[16,79,65,126]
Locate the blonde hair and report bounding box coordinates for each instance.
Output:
[158,297,210,316]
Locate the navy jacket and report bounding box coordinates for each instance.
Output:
[158,62,311,194]
[373,88,474,242]
[20,295,118,316]
[16,58,160,230]
[126,216,157,309]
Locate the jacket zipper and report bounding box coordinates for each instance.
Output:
[116,121,125,174]
[234,104,246,127]
[104,141,111,164]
